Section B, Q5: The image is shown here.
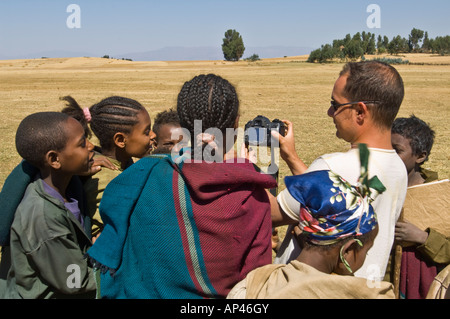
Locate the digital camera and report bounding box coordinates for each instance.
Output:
[244,115,286,147]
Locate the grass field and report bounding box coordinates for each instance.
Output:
[0,53,449,191]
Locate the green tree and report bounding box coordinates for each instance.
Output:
[422,31,431,51]
[388,35,408,55]
[383,36,390,48]
[307,48,322,63]
[343,40,364,60]
[366,34,377,55]
[361,31,368,52]
[409,28,425,52]
[377,35,383,49]
[352,32,362,44]
[222,29,245,61]
[307,44,339,63]
[343,33,352,47]
[433,36,450,55]
[377,35,387,54]
[245,54,260,62]
[320,44,338,61]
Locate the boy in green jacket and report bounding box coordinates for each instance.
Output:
[392,115,449,264]
[0,112,97,299]
[391,115,449,299]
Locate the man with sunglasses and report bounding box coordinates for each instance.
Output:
[271,60,408,284]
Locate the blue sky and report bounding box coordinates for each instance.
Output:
[0,0,449,59]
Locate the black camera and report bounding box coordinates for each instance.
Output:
[244,115,286,147]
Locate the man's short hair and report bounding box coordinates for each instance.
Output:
[392,115,435,163]
[340,60,404,129]
[15,112,70,168]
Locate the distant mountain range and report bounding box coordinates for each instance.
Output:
[118,46,313,61]
[0,46,314,61]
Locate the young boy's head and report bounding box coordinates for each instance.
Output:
[16,112,93,174]
[391,115,435,172]
[152,109,183,153]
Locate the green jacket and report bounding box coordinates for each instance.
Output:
[1,177,96,299]
[83,153,123,237]
[418,228,450,265]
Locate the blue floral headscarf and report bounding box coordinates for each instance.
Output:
[285,144,386,245]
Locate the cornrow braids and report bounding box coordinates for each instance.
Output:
[177,74,239,161]
[89,96,146,150]
[177,73,239,138]
[61,96,146,151]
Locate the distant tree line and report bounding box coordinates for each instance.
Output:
[102,55,133,61]
[307,28,450,63]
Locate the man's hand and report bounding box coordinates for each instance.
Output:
[271,120,307,175]
[395,221,428,245]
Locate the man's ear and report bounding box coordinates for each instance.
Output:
[45,150,61,169]
[355,102,369,123]
[113,132,127,149]
[416,151,428,165]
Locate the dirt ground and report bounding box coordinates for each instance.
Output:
[0,53,448,190]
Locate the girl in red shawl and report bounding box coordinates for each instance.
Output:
[87,74,276,299]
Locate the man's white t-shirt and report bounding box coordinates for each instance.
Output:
[274,147,407,281]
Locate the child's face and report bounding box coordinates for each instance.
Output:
[155,123,183,153]
[124,109,156,158]
[391,133,419,173]
[58,117,95,175]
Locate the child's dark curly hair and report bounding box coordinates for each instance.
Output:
[152,108,180,136]
[392,115,435,164]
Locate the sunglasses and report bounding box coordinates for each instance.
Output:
[330,100,380,112]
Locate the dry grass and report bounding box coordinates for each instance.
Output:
[0,54,449,192]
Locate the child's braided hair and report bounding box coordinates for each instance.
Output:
[61,95,146,151]
[176,74,239,159]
